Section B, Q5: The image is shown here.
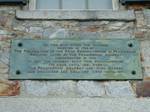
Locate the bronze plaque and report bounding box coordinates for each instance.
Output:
[9,38,142,80]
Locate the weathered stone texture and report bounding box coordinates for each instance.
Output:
[141,41,150,78]
[80,21,134,32]
[0,80,20,96]
[135,11,145,28]
[77,81,105,97]
[19,80,136,98]
[0,40,10,80]
[0,15,13,29]
[105,81,135,97]
[134,10,150,39]
[143,9,150,28]
[11,19,135,40]
[135,29,150,39]
[22,80,77,97]
[136,81,150,97]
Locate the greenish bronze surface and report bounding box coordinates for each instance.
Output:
[9,38,142,80]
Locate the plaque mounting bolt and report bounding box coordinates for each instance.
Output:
[128,43,133,48]
[131,70,136,75]
[18,43,23,47]
[16,70,21,75]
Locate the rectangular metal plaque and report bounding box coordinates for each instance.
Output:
[9,38,142,80]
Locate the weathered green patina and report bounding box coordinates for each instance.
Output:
[9,38,142,80]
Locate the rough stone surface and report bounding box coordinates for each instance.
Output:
[134,10,150,39]
[101,31,133,38]
[77,81,105,97]
[29,27,43,33]
[0,80,20,96]
[22,80,76,97]
[143,9,150,28]
[141,41,150,78]
[134,29,145,39]
[0,49,9,66]
[0,98,150,112]
[135,11,145,28]
[105,81,135,97]
[136,81,150,97]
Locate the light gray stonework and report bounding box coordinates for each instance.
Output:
[143,9,150,28]
[16,10,136,21]
[20,80,136,98]
[22,80,77,97]
[105,81,135,97]
[0,98,150,112]
[77,81,105,97]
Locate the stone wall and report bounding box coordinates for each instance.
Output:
[0,5,150,98]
